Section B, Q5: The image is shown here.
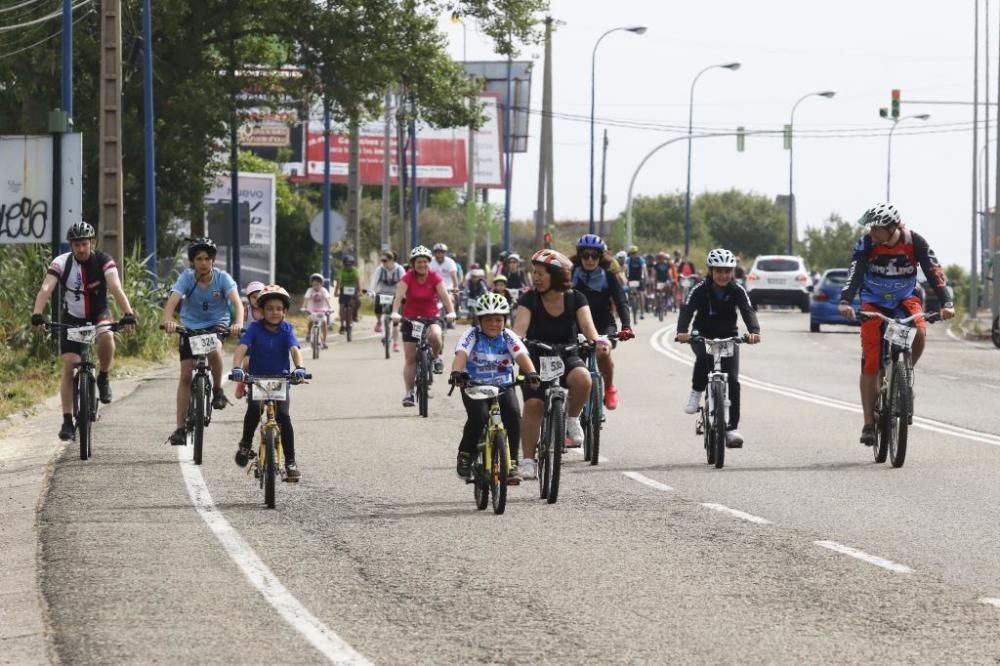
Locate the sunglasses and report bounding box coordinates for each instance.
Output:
[381,258,390,263]
[580,251,601,260]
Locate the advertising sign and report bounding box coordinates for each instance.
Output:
[0,134,83,244]
[204,173,276,285]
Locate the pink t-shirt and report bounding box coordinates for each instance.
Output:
[401,269,442,319]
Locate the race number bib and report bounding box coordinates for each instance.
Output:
[410,320,425,339]
[66,325,97,344]
[656,282,667,290]
[717,340,735,358]
[188,333,219,355]
[252,379,288,402]
[342,286,356,296]
[628,280,641,288]
[539,355,565,382]
[379,293,394,305]
[884,322,917,349]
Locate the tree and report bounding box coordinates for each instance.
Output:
[613,192,694,251]
[695,189,785,258]
[800,212,860,272]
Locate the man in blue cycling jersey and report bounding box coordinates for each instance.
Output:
[624,245,647,320]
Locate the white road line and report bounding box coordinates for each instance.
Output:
[177,447,370,665]
[622,471,674,492]
[813,540,913,574]
[979,597,1000,608]
[650,325,1000,448]
[700,502,773,525]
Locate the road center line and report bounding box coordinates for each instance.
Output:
[700,502,773,525]
[813,540,913,574]
[623,471,674,492]
[176,447,371,665]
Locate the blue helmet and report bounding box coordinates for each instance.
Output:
[575,234,606,252]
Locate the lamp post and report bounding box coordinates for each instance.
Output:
[886,113,930,200]
[787,90,835,254]
[589,25,647,233]
[683,62,740,255]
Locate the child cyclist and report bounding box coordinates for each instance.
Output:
[303,272,333,349]
[450,292,540,483]
[230,285,308,480]
[675,248,761,448]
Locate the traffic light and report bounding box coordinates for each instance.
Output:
[891,89,900,119]
[543,232,552,248]
[736,126,745,152]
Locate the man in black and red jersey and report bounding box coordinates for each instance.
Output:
[837,202,955,446]
[31,222,136,440]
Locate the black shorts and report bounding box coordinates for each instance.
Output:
[401,318,439,344]
[520,353,586,402]
[338,293,359,307]
[178,332,220,361]
[59,312,112,356]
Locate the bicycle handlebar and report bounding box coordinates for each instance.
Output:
[856,310,940,325]
[43,319,123,334]
[160,324,242,338]
[682,334,748,345]
[240,372,313,384]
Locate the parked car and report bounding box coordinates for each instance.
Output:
[746,255,812,312]
[810,268,860,332]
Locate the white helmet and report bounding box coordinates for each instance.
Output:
[469,268,485,279]
[615,250,627,262]
[862,202,901,230]
[706,248,737,268]
[410,245,433,262]
[475,292,511,316]
[432,242,448,252]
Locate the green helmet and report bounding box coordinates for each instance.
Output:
[475,292,511,317]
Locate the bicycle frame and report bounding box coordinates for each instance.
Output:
[689,335,743,469]
[526,339,576,504]
[406,317,438,417]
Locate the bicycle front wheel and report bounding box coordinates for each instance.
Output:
[264,429,277,509]
[417,351,429,418]
[193,375,206,465]
[588,374,603,466]
[546,397,565,504]
[712,382,726,469]
[538,413,551,500]
[383,315,391,359]
[874,370,890,464]
[77,373,91,460]
[311,327,320,360]
[491,430,509,515]
[889,358,911,468]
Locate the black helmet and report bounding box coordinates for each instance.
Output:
[342,254,356,265]
[187,237,217,261]
[66,221,96,241]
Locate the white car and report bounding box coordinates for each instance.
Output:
[746,255,812,312]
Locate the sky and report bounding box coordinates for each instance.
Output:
[439,0,998,270]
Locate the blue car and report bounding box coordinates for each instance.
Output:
[810,268,860,333]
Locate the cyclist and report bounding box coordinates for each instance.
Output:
[571,234,635,410]
[652,252,673,313]
[450,292,540,482]
[491,273,513,309]
[837,202,954,446]
[161,238,244,446]
[513,249,609,479]
[675,248,760,448]
[303,273,332,349]
[490,250,509,285]
[31,221,136,440]
[368,250,405,351]
[391,245,457,407]
[503,253,531,292]
[244,281,265,324]
[230,285,307,480]
[334,255,361,333]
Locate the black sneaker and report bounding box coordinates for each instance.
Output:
[97,375,112,404]
[860,424,876,447]
[456,452,472,478]
[234,440,253,467]
[285,461,301,481]
[168,428,187,446]
[212,389,228,411]
[58,420,75,441]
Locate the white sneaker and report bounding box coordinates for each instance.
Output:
[520,458,538,480]
[725,429,744,448]
[565,418,584,448]
[683,390,702,414]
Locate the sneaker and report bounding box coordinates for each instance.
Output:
[507,462,522,485]
[725,429,744,449]
[860,424,876,447]
[212,388,228,411]
[565,418,585,448]
[374,319,383,333]
[433,357,444,374]
[392,342,400,353]
[683,390,702,414]
[234,440,253,467]
[456,452,472,478]
[168,428,187,446]
[97,374,112,404]
[520,458,538,480]
[285,461,301,481]
[321,343,329,350]
[402,392,415,407]
[58,420,75,441]
[604,384,619,410]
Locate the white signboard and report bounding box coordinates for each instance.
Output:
[0,134,83,244]
[309,209,346,245]
[205,172,276,285]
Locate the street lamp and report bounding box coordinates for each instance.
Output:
[589,25,647,233]
[787,90,835,254]
[886,113,930,200]
[683,62,741,255]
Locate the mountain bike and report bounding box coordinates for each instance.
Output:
[684,335,745,470]
[378,294,394,359]
[406,317,438,418]
[526,339,577,504]
[304,310,330,360]
[858,310,938,468]
[680,275,698,305]
[239,372,310,508]
[654,282,669,322]
[449,378,520,514]
[578,333,623,466]
[627,281,641,324]
[339,287,357,342]
[45,319,122,460]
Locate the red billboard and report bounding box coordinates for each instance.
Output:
[302,133,468,187]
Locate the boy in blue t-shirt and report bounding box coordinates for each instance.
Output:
[449,292,539,483]
[161,238,244,446]
[229,285,307,480]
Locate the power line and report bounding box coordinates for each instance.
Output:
[0,0,90,33]
[0,4,92,60]
[0,0,47,16]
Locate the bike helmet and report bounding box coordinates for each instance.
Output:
[615,250,627,262]
[531,248,571,270]
[706,248,737,268]
[507,253,521,262]
[576,234,606,252]
[492,273,508,283]
[628,245,639,254]
[187,237,218,261]
[475,292,511,317]
[257,284,291,309]
[410,245,433,263]
[497,250,509,261]
[66,221,96,241]
[432,242,448,252]
[244,280,265,296]
[309,272,324,282]
[468,268,485,279]
[657,251,668,260]
[861,202,901,230]
[342,254,355,265]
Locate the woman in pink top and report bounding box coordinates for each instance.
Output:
[391,245,457,407]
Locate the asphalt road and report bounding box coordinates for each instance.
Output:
[7,310,1000,664]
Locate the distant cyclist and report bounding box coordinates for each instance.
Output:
[334,255,361,333]
[244,281,265,324]
[652,252,673,312]
[837,203,954,446]
[368,250,405,351]
[623,246,647,320]
[503,253,532,292]
[491,273,513,309]
[31,221,136,440]
[303,273,332,349]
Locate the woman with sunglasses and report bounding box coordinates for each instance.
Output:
[368,251,405,352]
[571,234,634,410]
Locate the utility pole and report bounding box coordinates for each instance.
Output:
[972,0,981,319]
[348,117,361,257]
[994,4,1000,330]
[98,0,124,269]
[381,89,392,252]
[397,91,408,253]
[598,129,609,237]
[534,16,553,249]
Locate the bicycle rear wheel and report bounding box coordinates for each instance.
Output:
[491,430,509,515]
[889,359,911,468]
[546,397,565,504]
[712,383,726,469]
[76,373,91,460]
[264,429,277,509]
[193,375,206,465]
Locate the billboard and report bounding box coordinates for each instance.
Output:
[0,134,82,244]
[204,173,276,285]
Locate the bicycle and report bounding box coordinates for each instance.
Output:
[525,339,578,504]
[578,333,623,466]
[303,310,330,360]
[627,280,642,324]
[163,325,233,465]
[238,372,310,508]
[654,282,669,322]
[339,286,358,342]
[683,334,746,470]
[448,377,520,514]
[857,310,939,468]
[405,317,438,418]
[680,275,698,305]
[377,293,394,359]
[45,319,122,460]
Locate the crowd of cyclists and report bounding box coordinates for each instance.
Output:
[29,201,955,484]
